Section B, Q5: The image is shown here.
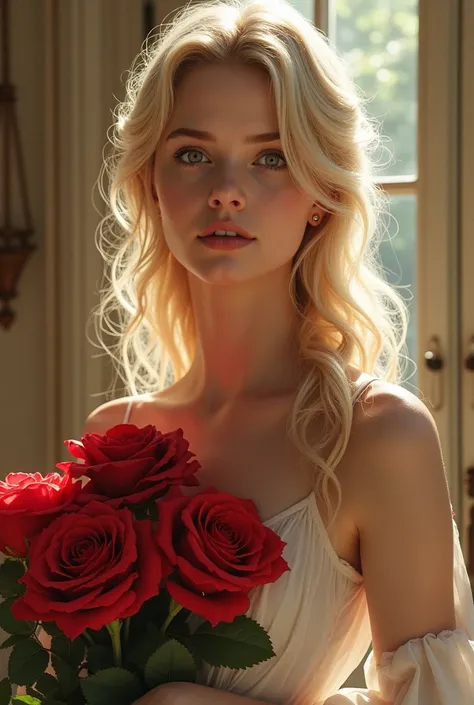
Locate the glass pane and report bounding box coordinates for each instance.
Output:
[287,0,315,22]
[331,0,419,179]
[379,195,418,387]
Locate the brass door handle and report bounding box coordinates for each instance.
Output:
[424,335,444,410]
[465,336,474,410]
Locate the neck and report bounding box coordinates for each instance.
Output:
[180,267,304,413]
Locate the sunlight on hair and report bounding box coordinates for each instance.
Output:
[89,0,411,531]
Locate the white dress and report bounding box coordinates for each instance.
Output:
[122,375,474,704]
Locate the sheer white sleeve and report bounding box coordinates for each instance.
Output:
[324,519,474,705]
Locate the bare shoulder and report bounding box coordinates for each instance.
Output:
[349,378,451,526]
[353,378,442,453]
[82,386,177,436]
[82,395,147,435]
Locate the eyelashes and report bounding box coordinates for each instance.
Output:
[173,147,287,171]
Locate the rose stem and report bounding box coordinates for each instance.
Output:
[123,617,131,646]
[106,620,123,666]
[161,599,183,635]
[81,630,95,647]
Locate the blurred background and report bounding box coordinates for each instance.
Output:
[0,0,473,688]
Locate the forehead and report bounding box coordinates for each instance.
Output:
[170,63,278,131]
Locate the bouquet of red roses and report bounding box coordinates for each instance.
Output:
[0,423,289,705]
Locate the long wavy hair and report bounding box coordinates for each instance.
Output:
[93,0,410,529]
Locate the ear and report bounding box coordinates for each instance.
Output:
[308,206,325,227]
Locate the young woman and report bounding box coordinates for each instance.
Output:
[84,0,474,702]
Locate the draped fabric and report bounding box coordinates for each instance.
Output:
[122,376,474,705]
[201,496,474,705]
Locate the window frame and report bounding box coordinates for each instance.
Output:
[316,0,463,521]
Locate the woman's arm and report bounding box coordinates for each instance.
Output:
[351,389,456,663]
[134,681,274,705]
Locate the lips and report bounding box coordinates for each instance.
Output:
[198,221,255,240]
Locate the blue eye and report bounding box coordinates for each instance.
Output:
[255,151,287,170]
[173,147,287,171]
[173,148,210,166]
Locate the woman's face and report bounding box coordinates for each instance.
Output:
[153,62,316,286]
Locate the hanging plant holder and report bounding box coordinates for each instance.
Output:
[0,229,35,329]
[0,0,37,330]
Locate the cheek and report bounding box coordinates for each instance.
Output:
[153,159,200,217]
[156,179,187,218]
[265,188,310,249]
[270,186,310,219]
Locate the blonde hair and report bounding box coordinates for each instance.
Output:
[93,0,410,529]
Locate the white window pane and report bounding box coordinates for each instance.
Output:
[331,0,419,179]
[286,0,315,22]
[379,195,418,386]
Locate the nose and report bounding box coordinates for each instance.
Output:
[208,176,246,211]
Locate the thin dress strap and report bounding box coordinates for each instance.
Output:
[123,398,134,424]
[351,374,379,406]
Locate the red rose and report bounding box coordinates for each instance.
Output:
[11,501,169,640]
[0,472,82,557]
[57,424,200,508]
[155,488,289,626]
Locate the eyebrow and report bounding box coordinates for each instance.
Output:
[165,128,281,144]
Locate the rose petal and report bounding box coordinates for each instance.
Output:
[12,500,166,639]
[175,555,243,594]
[167,580,250,626]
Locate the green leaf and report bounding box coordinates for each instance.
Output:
[0,678,12,705]
[168,632,204,670]
[84,644,115,673]
[11,696,42,705]
[35,672,58,696]
[80,667,143,705]
[82,626,109,648]
[0,598,36,636]
[191,615,275,669]
[167,608,192,637]
[25,686,42,698]
[129,592,170,634]
[1,633,29,650]
[40,622,63,638]
[123,624,165,671]
[50,656,79,698]
[0,560,26,598]
[42,696,67,705]
[144,638,196,688]
[8,637,49,686]
[51,635,84,668]
[67,688,87,705]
